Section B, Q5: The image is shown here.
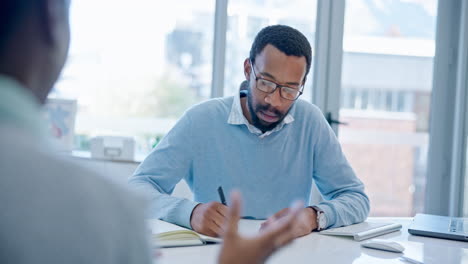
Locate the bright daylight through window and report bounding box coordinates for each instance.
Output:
[51,0,215,154]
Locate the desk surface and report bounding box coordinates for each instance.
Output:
[155,218,468,264]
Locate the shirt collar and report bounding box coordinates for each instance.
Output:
[227,90,294,138]
[0,74,46,137]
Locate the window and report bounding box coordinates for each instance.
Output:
[338,0,438,216]
[223,0,318,102]
[51,0,215,154]
[341,89,415,113]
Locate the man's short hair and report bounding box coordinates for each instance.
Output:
[249,25,312,78]
[0,0,37,51]
[239,80,249,91]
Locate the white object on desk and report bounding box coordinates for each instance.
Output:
[90,136,135,161]
[320,222,402,241]
[361,239,405,253]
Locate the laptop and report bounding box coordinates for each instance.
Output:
[409,213,468,242]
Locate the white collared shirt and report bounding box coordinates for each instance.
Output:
[227,91,294,139]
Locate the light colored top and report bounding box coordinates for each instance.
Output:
[0,75,152,264]
[129,91,370,229]
[0,76,45,136]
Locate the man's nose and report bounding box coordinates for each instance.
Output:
[264,88,282,108]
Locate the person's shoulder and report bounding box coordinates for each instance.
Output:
[184,96,234,120]
[293,99,325,119]
[187,96,233,113]
[290,100,329,133]
[53,154,146,225]
[0,128,148,262]
[0,131,143,217]
[51,155,144,212]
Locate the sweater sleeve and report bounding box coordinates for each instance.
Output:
[311,110,370,229]
[128,112,199,229]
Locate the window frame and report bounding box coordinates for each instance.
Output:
[425,0,468,217]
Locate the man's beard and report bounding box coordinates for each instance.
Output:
[246,91,289,133]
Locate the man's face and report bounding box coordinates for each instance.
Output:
[244,44,307,132]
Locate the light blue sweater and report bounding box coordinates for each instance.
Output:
[129,94,370,229]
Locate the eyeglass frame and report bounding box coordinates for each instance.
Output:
[249,60,304,101]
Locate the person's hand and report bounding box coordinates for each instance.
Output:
[260,207,317,238]
[218,191,303,264]
[190,202,228,237]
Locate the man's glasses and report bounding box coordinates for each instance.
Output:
[250,60,303,101]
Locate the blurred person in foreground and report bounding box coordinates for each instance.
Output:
[0,0,301,263]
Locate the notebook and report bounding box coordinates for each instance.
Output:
[149,219,222,248]
[319,222,402,241]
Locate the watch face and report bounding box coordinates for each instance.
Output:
[318,212,326,229]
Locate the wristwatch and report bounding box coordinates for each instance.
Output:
[311,206,327,231]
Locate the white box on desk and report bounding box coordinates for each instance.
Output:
[90,136,135,161]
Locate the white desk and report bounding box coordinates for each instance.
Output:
[156,218,468,264]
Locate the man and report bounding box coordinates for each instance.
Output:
[0,1,301,263]
[129,25,370,238]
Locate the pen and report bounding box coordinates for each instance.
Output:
[217,186,227,206]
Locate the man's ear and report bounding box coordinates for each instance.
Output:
[243,58,251,81]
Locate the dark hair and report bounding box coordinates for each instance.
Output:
[0,0,37,51]
[239,80,249,91]
[249,25,312,78]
